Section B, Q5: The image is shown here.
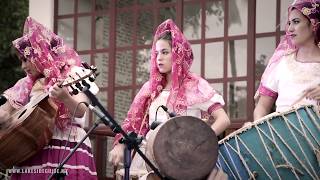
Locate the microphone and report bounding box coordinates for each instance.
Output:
[150,105,176,130]
[160,105,176,118]
[0,95,7,106]
[150,121,162,130]
[84,102,118,133]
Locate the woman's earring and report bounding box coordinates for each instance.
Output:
[318,42,320,48]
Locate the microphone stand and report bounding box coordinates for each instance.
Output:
[48,86,166,180]
[48,117,100,180]
[82,88,166,180]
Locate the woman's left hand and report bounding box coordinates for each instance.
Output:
[49,83,71,102]
[305,84,320,101]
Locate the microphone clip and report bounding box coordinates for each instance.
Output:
[150,105,176,130]
[160,105,176,118]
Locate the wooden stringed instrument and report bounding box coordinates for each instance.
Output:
[0,65,98,169]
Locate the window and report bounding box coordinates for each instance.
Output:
[54,0,290,178]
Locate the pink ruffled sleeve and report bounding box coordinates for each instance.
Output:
[258,60,280,99]
[3,77,34,109]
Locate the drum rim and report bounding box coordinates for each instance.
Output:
[218,105,317,144]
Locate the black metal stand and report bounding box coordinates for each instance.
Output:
[120,131,143,180]
[48,119,100,180]
[48,87,166,180]
[124,143,131,180]
[82,88,166,180]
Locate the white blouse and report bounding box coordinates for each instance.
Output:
[148,90,225,127]
[264,53,320,112]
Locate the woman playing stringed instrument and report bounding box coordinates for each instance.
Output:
[0,17,97,179]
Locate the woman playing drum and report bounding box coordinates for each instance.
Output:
[109,19,231,179]
[254,0,320,120]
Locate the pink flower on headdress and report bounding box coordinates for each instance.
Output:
[43,69,51,77]
[23,47,31,57]
[312,2,319,8]
[59,61,66,67]
[155,74,162,81]
[302,7,312,15]
[33,47,40,56]
[156,85,163,92]
[47,54,53,61]
[67,58,76,65]
[310,19,320,31]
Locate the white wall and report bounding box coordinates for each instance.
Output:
[29,0,54,30]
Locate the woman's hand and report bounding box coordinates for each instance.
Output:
[305,84,320,101]
[0,102,15,124]
[242,122,253,128]
[210,108,231,136]
[49,82,88,118]
[0,108,10,124]
[49,83,72,102]
[108,143,125,166]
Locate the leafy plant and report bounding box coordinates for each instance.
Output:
[0,0,28,93]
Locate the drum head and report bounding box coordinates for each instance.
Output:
[147,116,218,180]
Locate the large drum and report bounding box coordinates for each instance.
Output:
[146,116,218,180]
[217,105,320,180]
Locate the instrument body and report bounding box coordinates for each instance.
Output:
[146,116,218,180]
[0,93,57,169]
[218,105,320,180]
[0,65,98,170]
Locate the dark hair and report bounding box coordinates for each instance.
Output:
[157,31,172,47]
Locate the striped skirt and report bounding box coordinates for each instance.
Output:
[10,125,97,180]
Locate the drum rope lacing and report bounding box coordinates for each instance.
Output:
[279,112,317,178]
[217,106,320,180]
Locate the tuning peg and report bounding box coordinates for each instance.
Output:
[89,65,97,72]
[70,85,79,95]
[81,62,90,69]
[88,75,95,82]
[75,82,83,91]
[82,80,91,89]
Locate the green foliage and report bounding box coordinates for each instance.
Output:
[0,0,28,93]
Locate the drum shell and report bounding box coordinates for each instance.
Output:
[217,106,320,180]
[146,116,218,180]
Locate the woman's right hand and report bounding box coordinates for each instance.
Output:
[242,122,253,128]
[0,102,14,124]
[0,108,10,124]
[108,143,125,166]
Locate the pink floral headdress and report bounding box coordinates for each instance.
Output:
[114,19,218,143]
[256,0,320,99]
[4,17,82,129]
